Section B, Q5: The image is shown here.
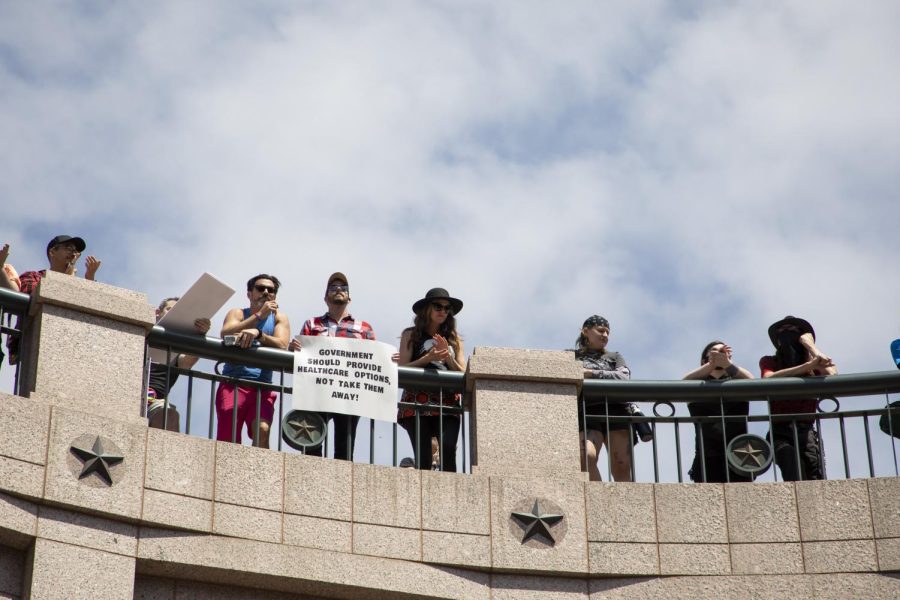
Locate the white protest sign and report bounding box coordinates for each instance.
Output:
[150,272,235,363]
[292,336,399,423]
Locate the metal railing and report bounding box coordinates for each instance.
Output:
[0,287,31,396]
[582,371,900,483]
[145,325,469,472]
[4,289,899,482]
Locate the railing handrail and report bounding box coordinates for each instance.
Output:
[583,370,900,402]
[147,323,900,402]
[146,324,466,392]
[0,287,31,314]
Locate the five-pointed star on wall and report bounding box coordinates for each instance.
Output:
[732,439,767,468]
[510,500,564,545]
[287,415,321,443]
[70,436,124,486]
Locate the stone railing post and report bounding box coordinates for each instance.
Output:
[19,270,155,423]
[466,347,584,478]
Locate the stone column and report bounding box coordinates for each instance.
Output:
[466,347,584,479]
[19,271,155,423]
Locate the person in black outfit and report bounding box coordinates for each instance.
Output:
[683,340,754,482]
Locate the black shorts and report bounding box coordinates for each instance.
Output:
[580,400,631,432]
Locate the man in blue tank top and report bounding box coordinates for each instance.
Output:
[216,274,291,447]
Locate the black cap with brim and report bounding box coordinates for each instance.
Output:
[768,316,815,347]
[46,235,86,254]
[412,287,463,315]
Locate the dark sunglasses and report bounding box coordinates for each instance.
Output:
[327,284,349,292]
[254,285,276,294]
[431,302,453,313]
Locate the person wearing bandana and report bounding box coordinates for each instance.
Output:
[759,316,837,481]
[575,314,634,482]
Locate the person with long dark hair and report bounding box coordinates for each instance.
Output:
[683,341,754,482]
[397,288,466,471]
[760,316,837,481]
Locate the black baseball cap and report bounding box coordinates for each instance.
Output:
[46,235,86,254]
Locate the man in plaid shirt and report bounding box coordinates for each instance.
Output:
[7,235,102,364]
[16,235,102,294]
[289,272,375,460]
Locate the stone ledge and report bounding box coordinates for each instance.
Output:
[466,347,583,391]
[30,271,154,328]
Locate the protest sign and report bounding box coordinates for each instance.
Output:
[292,336,399,423]
[150,272,234,363]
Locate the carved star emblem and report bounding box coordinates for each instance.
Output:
[511,500,564,546]
[70,436,124,486]
[732,440,766,467]
[287,416,320,443]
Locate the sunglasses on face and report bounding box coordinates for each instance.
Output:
[328,284,349,292]
[53,244,81,255]
[432,303,452,313]
[254,285,276,294]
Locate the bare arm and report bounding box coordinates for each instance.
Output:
[683,362,715,380]
[399,330,446,367]
[176,318,211,369]
[261,312,290,349]
[446,338,466,372]
[221,308,258,336]
[0,244,20,291]
[763,356,835,378]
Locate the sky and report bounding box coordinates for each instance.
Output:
[1,1,898,478]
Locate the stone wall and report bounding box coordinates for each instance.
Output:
[0,272,897,598]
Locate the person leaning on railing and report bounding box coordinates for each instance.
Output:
[216,274,291,449]
[683,341,754,483]
[576,314,634,482]
[760,316,837,481]
[396,287,466,472]
[146,297,211,432]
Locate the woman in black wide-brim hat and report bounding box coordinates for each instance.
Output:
[397,288,466,471]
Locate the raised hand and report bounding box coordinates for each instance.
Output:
[194,318,211,335]
[84,255,101,280]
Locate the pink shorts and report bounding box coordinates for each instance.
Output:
[215,383,278,443]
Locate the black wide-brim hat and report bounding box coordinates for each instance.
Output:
[768,315,815,347]
[412,287,463,315]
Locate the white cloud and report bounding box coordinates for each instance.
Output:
[1,1,898,472]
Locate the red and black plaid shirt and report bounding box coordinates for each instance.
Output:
[300,313,376,340]
[17,270,46,295]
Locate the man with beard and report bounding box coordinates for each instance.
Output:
[760,316,837,481]
[290,272,376,461]
[216,274,290,448]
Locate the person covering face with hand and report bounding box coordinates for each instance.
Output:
[216,274,291,448]
[683,341,754,482]
[760,316,837,481]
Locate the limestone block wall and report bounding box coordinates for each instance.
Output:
[1,389,899,598]
[0,275,898,598]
